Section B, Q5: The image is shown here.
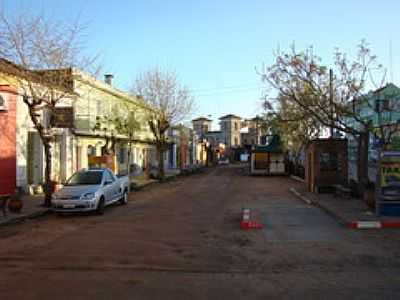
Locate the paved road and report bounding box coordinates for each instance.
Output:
[0,165,400,299]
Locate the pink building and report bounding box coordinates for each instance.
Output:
[0,85,17,195]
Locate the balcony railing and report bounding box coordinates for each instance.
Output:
[74,114,96,132]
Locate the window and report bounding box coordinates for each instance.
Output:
[0,94,7,111]
[320,152,340,172]
[105,170,115,182]
[66,171,103,185]
[87,145,96,156]
[234,122,238,130]
[96,100,103,116]
[234,137,238,146]
[375,99,390,112]
[382,99,390,110]
[119,147,126,164]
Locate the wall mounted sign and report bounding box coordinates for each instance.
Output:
[50,107,74,128]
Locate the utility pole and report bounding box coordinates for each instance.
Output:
[329,69,334,138]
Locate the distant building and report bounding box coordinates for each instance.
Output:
[219,114,242,148]
[204,131,222,147]
[192,117,212,137]
[241,116,264,147]
[192,114,269,162]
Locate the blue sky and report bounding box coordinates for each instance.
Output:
[3,0,400,129]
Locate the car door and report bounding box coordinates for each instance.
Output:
[103,171,115,203]
[105,170,119,202]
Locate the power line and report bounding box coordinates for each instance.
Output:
[193,86,264,97]
[190,83,262,93]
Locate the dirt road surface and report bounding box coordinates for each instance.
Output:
[1,165,400,299]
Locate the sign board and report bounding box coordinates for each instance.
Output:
[380,152,400,200]
[389,137,400,151]
[88,155,116,173]
[50,107,74,128]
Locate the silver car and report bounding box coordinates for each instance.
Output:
[52,168,129,214]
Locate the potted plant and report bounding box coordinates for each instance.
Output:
[8,188,23,213]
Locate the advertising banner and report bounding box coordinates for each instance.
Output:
[380,152,400,200]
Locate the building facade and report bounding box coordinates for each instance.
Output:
[241,117,264,147]
[0,84,17,195]
[219,114,242,148]
[192,117,212,137]
[346,83,400,182]
[71,70,156,176]
[0,58,158,194]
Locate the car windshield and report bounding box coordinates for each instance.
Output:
[66,171,103,185]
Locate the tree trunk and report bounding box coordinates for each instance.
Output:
[127,141,131,192]
[357,131,370,195]
[43,141,53,207]
[158,147,165,180]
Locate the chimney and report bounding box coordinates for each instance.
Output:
[104,74,114,85]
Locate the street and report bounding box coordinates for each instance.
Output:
[1,165,400,299]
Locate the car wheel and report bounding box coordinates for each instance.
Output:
[120,191,128,205]
[96,197,105,215]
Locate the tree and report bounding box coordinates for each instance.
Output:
[261,93,322,175]
[131,68,193,179]
[0,11,97,206]
[259,41,394,191]
[93,105,141,180]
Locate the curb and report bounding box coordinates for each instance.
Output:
[131,180,158,191]
[290,187,400,229]
[348,221,400,229]
[289,188,312,205]
[289,187,350,227]
[290,175,306,183]
[0,209,51,227]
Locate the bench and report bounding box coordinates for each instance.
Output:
[0,194,10,217]
[333,184,351,199]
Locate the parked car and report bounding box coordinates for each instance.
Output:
[52,168,129,214]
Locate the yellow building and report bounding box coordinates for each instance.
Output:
[0,58,157,192]
[70,70,156,175]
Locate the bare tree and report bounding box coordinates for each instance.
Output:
[0,11,97,206]
[131,68,193,179]
[259,41,396,191]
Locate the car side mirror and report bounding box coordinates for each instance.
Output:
[104,180,112,185]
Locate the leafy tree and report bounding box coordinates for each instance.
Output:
[93,106,141,174]
[260,41,392,190]
[266,94,322,169]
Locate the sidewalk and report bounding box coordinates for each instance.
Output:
[290,181,400,229]
[130,169,181,191]
[0,194,50,226]
[1,167,201,226]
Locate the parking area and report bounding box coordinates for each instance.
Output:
[262,203,343,242]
